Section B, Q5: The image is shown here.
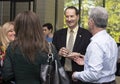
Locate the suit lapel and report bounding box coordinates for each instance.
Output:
[73,27,82,51]
[62,28,67,47]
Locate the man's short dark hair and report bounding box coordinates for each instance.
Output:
[64,6,79,15]
[42,23,53,31]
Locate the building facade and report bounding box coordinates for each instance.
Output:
[0,0,64,31]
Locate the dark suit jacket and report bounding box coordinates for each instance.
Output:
[52,27,92,72]
[2,43,58,84]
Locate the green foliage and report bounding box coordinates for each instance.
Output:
[106,0,120,43]
[64,0,120,43]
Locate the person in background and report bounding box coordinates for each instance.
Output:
[70,6,118,84]
[0,21,15,84]
[0,21,15,67]
[0,26,2,84]
[42,23,53,42]
[2,11,58,84]
[52,6,92,84]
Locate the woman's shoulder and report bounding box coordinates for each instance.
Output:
[35,51,48,64]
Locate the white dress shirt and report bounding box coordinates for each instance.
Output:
[66,25,78,51]
[73,30,118,83]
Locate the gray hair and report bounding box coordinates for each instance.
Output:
[88,6,108,28]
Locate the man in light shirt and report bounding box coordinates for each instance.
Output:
[69,6,118,84]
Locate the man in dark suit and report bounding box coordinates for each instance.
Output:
[52,6,92,84]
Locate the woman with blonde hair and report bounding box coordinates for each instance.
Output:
[0,21,15,65]
[0,22,15,49]
[0,21,15,84]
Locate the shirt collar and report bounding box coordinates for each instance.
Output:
[91,30,106,41]
[68,25,79,33]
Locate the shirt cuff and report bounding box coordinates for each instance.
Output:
[73,72,81,80]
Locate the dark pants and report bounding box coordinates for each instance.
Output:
[66,71,84,84]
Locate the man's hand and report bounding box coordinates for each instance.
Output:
[68,52,84,65]
[58,47,70,57]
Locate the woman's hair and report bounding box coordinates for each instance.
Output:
[88,6,108,28]
[13,11,49,62]
[0,21,14,49]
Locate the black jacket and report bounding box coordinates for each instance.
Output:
[2,44,58,84]
[52,27,92,71]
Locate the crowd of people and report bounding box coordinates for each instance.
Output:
[0,6,119,84]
